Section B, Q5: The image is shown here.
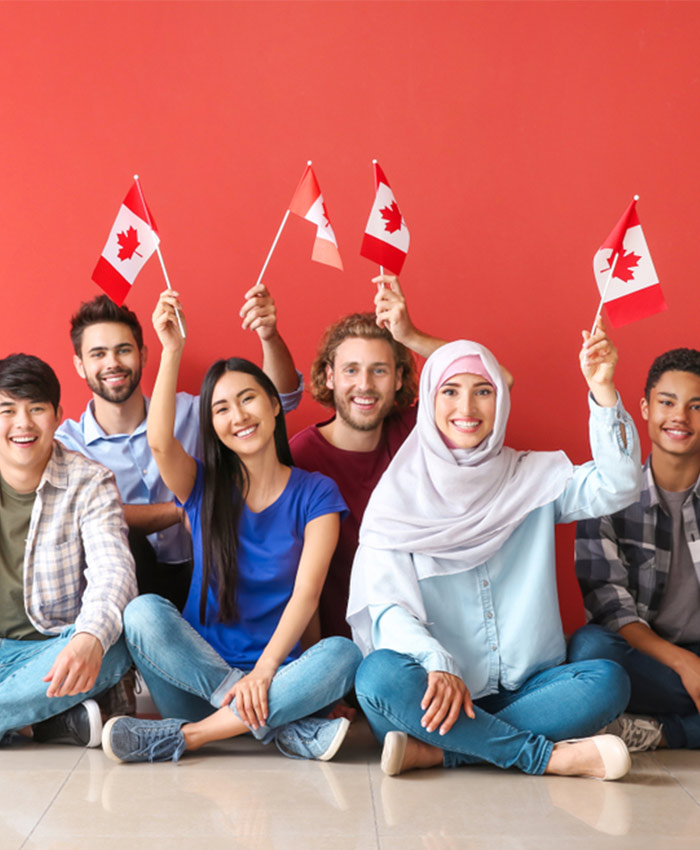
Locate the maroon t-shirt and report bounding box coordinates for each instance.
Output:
[290,407,417,638]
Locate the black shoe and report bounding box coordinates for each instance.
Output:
[32,700,102,747]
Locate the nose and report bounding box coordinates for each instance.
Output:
[13,407,33,429]
[357,368,374,391]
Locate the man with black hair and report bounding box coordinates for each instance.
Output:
[570,348,700,751]
[57,285,302,610]
[0,353,136,748]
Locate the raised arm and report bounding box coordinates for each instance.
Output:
[221,511,340,729]
[239,282,300,396]
[147,290,197,505]
[373,274,514,388]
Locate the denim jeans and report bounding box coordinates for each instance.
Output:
[355,649,630,775]
[0,627,132,737]
[568,623,700,749]
[122,595,362,741]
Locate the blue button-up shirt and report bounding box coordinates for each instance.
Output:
[56,376,304,564]
[366,395,642,699]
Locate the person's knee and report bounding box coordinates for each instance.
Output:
[568,624,620,663]
[355,649,417,701]
[595,659,631,714]
[122,593,174,642]
[320,636,363,673]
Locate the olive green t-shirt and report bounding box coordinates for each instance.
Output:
[0,474,47,640]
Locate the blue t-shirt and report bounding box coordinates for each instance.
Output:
[181,462,347,669]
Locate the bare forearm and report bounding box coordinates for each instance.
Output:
[260,331,299,394]
[619,622,688,672]
[397,328,446,359]
[147,349,182,454]
[123,502,183,534]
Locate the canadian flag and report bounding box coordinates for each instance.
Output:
[360,161,410,275]
[92,180,160,306]
[288,164,343,270]
[593,197,667,328]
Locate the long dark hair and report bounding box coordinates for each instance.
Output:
[198,358,293,625]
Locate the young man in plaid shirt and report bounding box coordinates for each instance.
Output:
[0,354,136,749]
[570,348,700,752]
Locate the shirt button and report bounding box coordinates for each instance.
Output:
[482,580,489,587]
[487,612,494,619]
[142,469,148,475]
[492,645,498,651]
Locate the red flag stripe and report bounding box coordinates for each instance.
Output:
[122,183,159,235]
[289,166,321,218]
[360,233,407,275]
[600,198,637,254]
[92,256,132,306]
[605,284,667,328]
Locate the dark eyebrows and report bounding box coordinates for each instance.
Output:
[86,342,134,355]
[441,380,493,389]
[340,360,391,369]
[656,391,700,403]
[211,387,258,408]
[0,401,15,409]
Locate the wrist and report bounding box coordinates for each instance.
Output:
[588,382,617,407]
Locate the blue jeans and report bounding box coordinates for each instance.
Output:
[355,650,630,775]
[568,624,700,749]
[122,595,362,741]
[0,627,132,737]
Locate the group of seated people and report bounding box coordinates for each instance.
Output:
[2,275,699,782]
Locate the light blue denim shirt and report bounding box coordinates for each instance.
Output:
[368,393,641,699]
[56,376,304,563]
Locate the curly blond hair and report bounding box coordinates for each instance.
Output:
[310,313,418,411]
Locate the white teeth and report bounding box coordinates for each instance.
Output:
[11,437,36,444]
[236,426,256,438]
[666,429,690,437]
[453,420,480,429]
[353,397,376,407]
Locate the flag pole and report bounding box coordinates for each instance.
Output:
[591,252,619,334]
[590,194,640,334]
[254,160,312,289]
[133,175,186,339]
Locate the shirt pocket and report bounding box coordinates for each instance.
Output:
[34,538,84,621]
[621,542,658,617]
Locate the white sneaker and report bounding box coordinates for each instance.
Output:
[603,713,663,752]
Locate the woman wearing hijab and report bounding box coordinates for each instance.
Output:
[348,321,642,780]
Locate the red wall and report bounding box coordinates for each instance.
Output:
[2,1,699,630]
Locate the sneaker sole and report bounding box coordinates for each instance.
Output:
[318,717,351,761]
[82,699,103,748]
[101,715,127,763]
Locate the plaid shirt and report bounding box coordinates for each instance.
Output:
[22,441,137,650]
[576,456,700,632]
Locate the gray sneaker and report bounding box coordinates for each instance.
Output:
[274,716,350,761]
[102,716,187,763]
[32,700,102,747]
[603,713,663,752]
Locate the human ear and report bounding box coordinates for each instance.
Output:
[73,355,86,380]
[640,396,649,421]
[325,364,334,390]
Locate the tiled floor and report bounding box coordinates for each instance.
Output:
[2,719,700,850]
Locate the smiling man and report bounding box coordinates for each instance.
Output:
[57,290,302,611]
[290,276,445,638]
[570,348,700,753]
[0,354,135,748]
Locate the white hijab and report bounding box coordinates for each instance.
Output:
[357,340,574,575]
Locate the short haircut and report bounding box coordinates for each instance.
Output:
[310,312,418,411]
[645,348,700,399]
[70,295,144,356]
[0,353,61,412]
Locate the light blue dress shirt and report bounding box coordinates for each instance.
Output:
[367,394,641,700]
[56,376,304,564]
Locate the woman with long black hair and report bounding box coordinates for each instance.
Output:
[102,291,361,763]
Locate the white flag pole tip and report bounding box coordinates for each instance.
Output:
[307,160,312,166]
[372,159,378,164]
[634,194,640,201]
[133,174,139,181]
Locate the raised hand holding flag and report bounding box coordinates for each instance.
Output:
[592,196,666,329]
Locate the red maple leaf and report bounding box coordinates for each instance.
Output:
[321,200,331,228]
[116,226,143,261]
[379,201,403,234]
[603,249,640,284]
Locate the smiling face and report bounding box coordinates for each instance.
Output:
[641,370,700,461]
[0,393,61,490]
[74,322,145,404]
[434,372,497,449]
[325,337,403,433]
[210,370,280,460]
